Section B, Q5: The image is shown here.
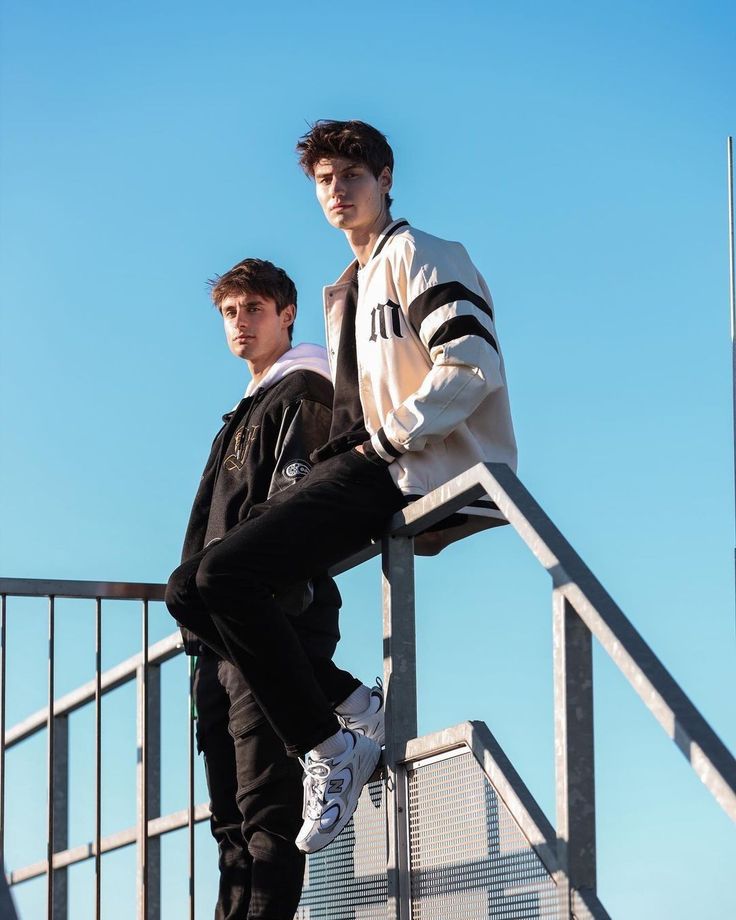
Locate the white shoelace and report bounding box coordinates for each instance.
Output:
[299,757,330,820]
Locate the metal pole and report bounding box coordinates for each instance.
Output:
[553,589,596,917]
[137,600,149,920]
[94,599,102,920]
[382,534,417,920]
[0,595,6,862]
[188,656,196,920]
[46,596,55,920]
[728,136,736,634]
[52,718,69,920]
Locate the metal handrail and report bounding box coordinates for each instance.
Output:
[386,462,736,915]
[7,804,212,886]
[2,462,735,919]
[0,582,180,920]
[386,463,736,819]
[4,633,181,748]
[0,579,166,601]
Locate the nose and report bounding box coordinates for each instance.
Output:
[331,176,347,198]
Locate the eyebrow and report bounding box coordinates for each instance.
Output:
[223,297,264,309]
[316,161,361,176]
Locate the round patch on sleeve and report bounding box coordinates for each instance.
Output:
[284,460,311,479]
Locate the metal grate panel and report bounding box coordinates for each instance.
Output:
[296,778,387,919]
[408,750,559,920]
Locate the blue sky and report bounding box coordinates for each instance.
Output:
[1,1,735,917]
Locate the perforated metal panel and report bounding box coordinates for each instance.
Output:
[407,750,559,920]
[296,778,387,919]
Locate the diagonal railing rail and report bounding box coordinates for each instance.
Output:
[382,462,736,916]
[1,462,734,918]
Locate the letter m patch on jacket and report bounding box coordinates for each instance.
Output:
[369,299,403,341]
[327,778,345,795]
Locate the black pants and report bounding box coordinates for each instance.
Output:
[192,587,356,919]
[194,654,304,920]
[167,448,405,757]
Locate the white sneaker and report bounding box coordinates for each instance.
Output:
[337,678,385,747]
[296,729,381,854]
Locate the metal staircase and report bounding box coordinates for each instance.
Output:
[2,463,734,918]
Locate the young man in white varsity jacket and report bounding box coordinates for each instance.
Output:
[167,122,516,859]
[165,259,383,919]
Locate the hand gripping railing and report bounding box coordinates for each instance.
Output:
[2,463,735,919]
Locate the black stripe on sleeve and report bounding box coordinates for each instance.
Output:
[427,315,499,354]
[371,220,410,261]
[408,282,494,334]
[377,427,403,458]
[361,440,390,465]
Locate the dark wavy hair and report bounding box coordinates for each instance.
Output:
[296,119,394,209]
[209,258,297,341]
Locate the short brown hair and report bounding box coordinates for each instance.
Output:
[209,258,297,341]
[296,119,394,209]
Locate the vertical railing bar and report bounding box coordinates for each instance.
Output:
[47,596,55,920]
[94,598,102,920]
[188,656,196,920]
[0,594,7,861]
[553,588,597,917]
[382,534,417,920]
[727,136,736,631]
[138,599,149,920]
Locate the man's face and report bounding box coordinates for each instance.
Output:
[313,157,392,233]
[220,292,294,367]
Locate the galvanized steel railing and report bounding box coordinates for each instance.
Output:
[2,462,735,919]
[0,581,204,920]
[381,462,736,918]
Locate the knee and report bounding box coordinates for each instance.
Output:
[194,552,224,609]
[195,548,261,612]
[165,563,192,620]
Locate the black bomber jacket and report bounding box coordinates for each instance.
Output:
[178,344,337,653]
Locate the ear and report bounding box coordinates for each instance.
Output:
[379,166,393,195]
[281,304,296,330]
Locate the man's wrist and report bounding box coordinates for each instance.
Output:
[361,438,391,465]
[369,427,404,463]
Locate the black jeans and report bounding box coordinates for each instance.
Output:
[167,449,405,756]
[194,654,304,920]
[192,585,356,919]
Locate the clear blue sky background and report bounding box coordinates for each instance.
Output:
[1,1,734,917]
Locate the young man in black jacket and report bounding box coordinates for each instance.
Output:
[167,259,383,920]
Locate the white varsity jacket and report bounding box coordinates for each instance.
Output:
[323,219,517,521]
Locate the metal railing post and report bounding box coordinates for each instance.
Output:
[187,656,196,920]
[46,597,55,920]
[94,599,102,920]
[147,664,161,920]
[553,589,596,916]
[52,716,69,919]
[136,601,161,920]
[382,534,416,920]
[1,594,6,861]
